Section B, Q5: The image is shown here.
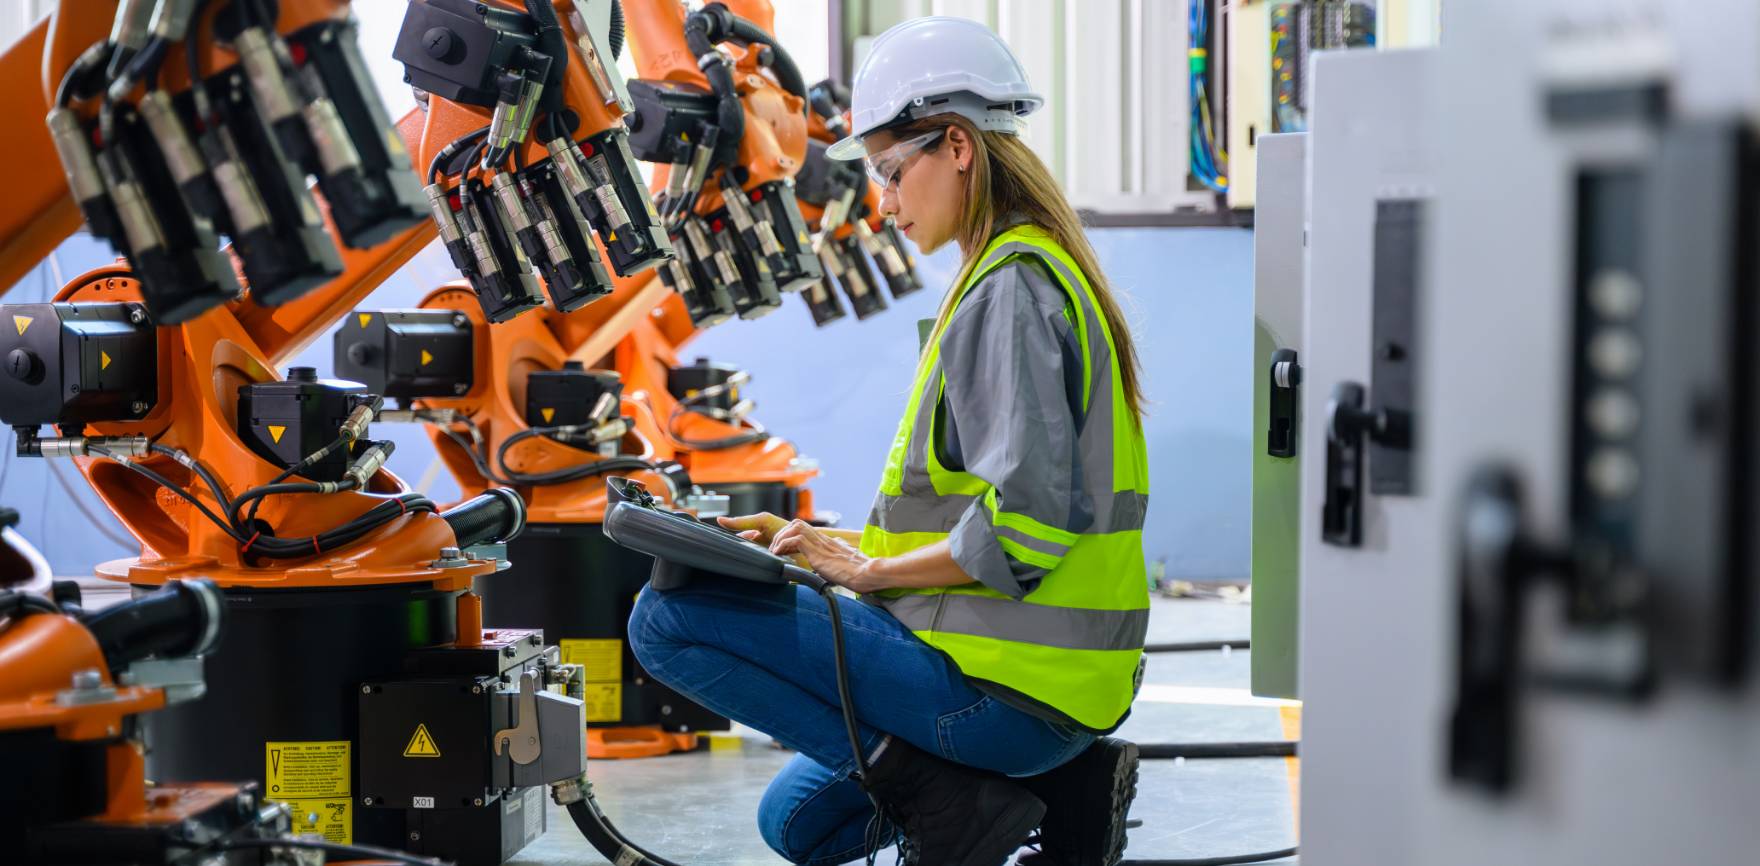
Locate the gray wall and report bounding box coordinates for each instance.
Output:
[4,227,1254,583]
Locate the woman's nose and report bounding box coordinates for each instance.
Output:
[878,185,899,218]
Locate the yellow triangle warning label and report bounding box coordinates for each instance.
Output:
[100,350,112,370]
[268,425,287,444]
[403,724,441,758]
[541,408,555,423]
[420,349,434,366]
[358,313,372,328]
[607,230,618,242]
[13,315,31,335]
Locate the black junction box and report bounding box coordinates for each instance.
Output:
[334,309,475,402]
[0,302,156,429]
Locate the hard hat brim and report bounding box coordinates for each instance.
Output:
[826,134,868,161]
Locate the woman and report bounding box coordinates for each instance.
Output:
[628,16,1151,866]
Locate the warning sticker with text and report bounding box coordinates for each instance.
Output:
[284,798,352,844]
[560,638,622,683]
[266,740,351,844]
[582,682,622,723]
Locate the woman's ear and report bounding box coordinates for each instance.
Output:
[945,125,974,173]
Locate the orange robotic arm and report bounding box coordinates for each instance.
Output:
[0,1,566,590]
[334,0,822,524]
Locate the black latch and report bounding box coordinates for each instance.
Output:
[1448,466,1653,794]
[1266,348,1301,458]
[1321,381,1411,547]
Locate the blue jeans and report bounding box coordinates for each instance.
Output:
[628,577,1094,865]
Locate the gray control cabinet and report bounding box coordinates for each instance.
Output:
[1296,48,1437,866]
[1250,132,1308,700]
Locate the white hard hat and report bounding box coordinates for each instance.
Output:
[825,16,1043,161]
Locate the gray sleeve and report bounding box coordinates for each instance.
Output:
[940,261,1093,599]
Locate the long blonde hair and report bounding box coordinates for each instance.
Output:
[896,114,1147,420]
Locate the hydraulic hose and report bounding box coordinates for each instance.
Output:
[439,488,527,548]
[81,578,225,669]
[566,795,684,866]
[683,10,745,168]
[725,16,805,102]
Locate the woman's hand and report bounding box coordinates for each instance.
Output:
[718,512,789,546]
[770,519,888,593]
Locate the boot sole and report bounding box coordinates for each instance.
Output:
[1099,741,1140,866]
[966,794,1048,866]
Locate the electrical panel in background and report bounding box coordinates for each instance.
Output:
[1224,0,1437,210]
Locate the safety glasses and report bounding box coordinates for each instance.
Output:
[864,129,947,189]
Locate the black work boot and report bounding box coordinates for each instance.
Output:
[860,738,1046,866]
[1016,738,1139,866]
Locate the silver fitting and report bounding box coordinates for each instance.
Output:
[424,182,464,243]
[545,138,593,198]
[344,441,395,487]
[234,28,301,124]
[340,402,377,443]
[854,219,907,276]
[148,0,199,41]
[486,100,517,156]
[138,92,207,187]
[588,392,619,426]
[107,0,155,61]
[35,435,153,459]
[302,97,363,177]
[536,217,573,269]
[491,173,533,232]
[46,108,108,206]
[210,129,272,234]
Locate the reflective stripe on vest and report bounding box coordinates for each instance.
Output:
[859,225,1151,730]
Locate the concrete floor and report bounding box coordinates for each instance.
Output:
[515,595,1300,865]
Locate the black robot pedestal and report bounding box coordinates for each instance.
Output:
[476,522,731,741]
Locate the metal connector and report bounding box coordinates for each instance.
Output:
[103,158,168,256]
[590,417,630,445]
[207,128,272,235]
[424,183,464,244]
[137,91,206,187]
[340,404,377,444]
[588,392,619,426]
[511,80,545,146]
[27,435,152,458]
[46,108,108,206]
[234,27,301,125]
[821,187,856,235]
[492,174,533,233]
[545,138,593,199]
[854,219,907,276]
[486,99,517,157]
[344,440,395,487]
[148,0,199,41]
[106,0,155,76]
[301,97,363,177]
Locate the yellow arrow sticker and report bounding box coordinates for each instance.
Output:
[12,315,31,335]
[541,408,555,423]
[100,350,112,370]
[420,349,434,366]
[403,724,441,758]
[268,425,287,444]
[358,313,372,328]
